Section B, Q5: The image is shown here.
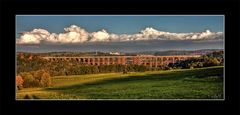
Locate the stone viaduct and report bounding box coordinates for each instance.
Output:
[42,55,201,70]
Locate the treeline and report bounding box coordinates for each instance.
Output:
[51,64,146,76]
[170,51,224,69]
[17,54,146,76]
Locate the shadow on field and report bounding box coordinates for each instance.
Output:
[46,67,223,92]
[24,94,40,99]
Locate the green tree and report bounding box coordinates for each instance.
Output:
[204,58,220,67]
[20,72,35,88]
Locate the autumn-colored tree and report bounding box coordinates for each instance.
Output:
[39,71,52,87]
[16,75,24,90]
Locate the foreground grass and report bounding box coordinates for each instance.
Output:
[16,66,223,99]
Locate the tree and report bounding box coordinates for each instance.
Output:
[32,70,52,87]
[123,66,128,74]
[16,75,24,90]
[20,72,35,88]
[91,66,99,74]
[40,71,52,87]
[204,58,220,67]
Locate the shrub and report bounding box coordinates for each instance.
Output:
[16,75,24,90]
[158,64,170,70]
[24,94,31,99]
[91,66,99,74]
[190,66,194,69]
[196,62,204,68]
[134,65,146,72]
[123,66,128,74]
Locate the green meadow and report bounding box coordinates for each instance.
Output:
[16,66,223,100]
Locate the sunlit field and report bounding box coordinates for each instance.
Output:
[16,66,223,100]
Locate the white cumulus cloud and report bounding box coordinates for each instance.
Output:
[90,29,110,42]
[16,25,223,44]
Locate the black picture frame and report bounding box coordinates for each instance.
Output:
[1,0,239,115]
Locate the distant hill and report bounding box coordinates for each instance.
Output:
[126,49,223,56]
[17,49,223,57]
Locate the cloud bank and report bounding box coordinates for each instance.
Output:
[17,25,223,44]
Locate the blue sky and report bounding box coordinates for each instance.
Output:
[16,15,224,37]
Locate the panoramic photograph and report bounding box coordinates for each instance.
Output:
[16,15,224,100]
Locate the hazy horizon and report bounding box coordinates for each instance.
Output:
[16,39,223,53]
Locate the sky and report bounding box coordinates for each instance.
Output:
[16,15,224,52]
[16,15,223,35]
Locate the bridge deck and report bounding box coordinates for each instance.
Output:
[42,55,201,59]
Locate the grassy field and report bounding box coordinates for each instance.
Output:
[16,66,224,100]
